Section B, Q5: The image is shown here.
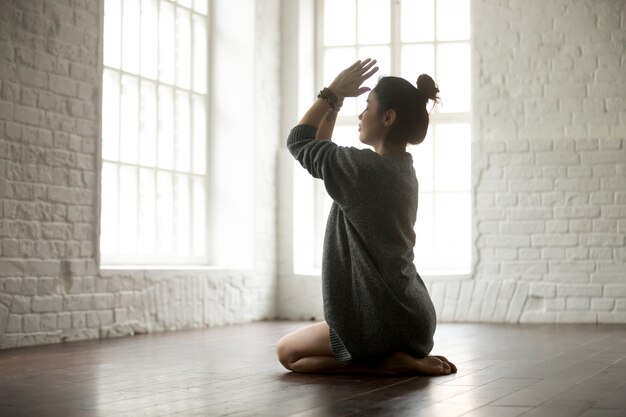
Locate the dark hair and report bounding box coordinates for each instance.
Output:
[371,74,439,145]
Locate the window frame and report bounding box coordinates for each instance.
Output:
[99,0,211,266]
[302,0,472,276]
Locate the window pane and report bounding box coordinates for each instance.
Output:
[409,128,434,192]
[401,0,434,42]
[157,171,173,255]
[159,1,175,84]
[356,45,390,114]
[323,48,357,85]
[100,162,118,254]
[341,98,358,118]
[192,177,206,256]
[158,85,174,169]
[358,45,390,82]
[332,125,363,148]
[140,0,158,79]
[103,0,121,68]
[176,8,191,89]
[192,15,207,93]
[436,0,470,41]
[293,163,317,272]
[122,0,140,74]
[178,0,192,8]
[194,0,208,14]
[324,48,357,115]
[414,192,434,268]
[358,0,390,45]
[324,0,356,46]
[434,123,471,191]
[139,81,157,167]
[102,69,120,161]
[192,95,206,174]
[119,165,138,255]
[401,44,435,85]
[119,75,139,164]
[175,175,190,255]
[138,168,156,255]
[316,185,332,268]
[175,90,191,172]
[437,42,470,113]
[434,192,470,269]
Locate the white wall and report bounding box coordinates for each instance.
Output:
[455,0,626,323]
[277,0,626,324]
[276,0,324,320]
[0,0,281,349]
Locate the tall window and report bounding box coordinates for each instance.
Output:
[101,0,209,265]
[295,0,471,275]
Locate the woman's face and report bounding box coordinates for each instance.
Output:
[358,91,386,147]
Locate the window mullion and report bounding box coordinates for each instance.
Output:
[114,72,122,257]
[431,124,438,262]
[315,0,324,91]
[390,0,400,75]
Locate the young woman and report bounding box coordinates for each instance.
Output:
[276,59,457,376]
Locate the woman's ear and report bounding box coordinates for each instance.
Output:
[383,109,396,127]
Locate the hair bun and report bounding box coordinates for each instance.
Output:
[416,74,440,104]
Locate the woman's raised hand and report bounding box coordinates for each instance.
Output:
[328,58,379,99]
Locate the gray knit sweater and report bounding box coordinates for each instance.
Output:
[288,124,437,366]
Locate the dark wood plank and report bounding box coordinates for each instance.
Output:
[0,321,625,417]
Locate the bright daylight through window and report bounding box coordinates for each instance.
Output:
[294,0,471,275]
[100,0,209,265]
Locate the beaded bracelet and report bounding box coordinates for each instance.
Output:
[317,87,340,112]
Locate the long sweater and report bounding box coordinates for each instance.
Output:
[287,124,437,366]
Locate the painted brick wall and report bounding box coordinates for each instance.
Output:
[0,0,280,349]
[427,0,626,324]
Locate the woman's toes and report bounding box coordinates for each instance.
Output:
[440,361,451,375]
[433,355,457,373]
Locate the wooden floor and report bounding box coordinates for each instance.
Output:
[1,322,626,417]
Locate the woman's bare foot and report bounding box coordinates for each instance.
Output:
[382,352,457,375]
[432,355,457,373]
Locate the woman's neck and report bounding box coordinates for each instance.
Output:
[375,137,406,155]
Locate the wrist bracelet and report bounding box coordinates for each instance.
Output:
[329,102,342,114]
[317,87,340,111]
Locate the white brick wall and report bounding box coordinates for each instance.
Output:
[0,0,280,349]
[436,0,626,324]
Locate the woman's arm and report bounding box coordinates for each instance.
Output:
[298,97,336,139]
[297,59,378,140]
[315,101,342,141]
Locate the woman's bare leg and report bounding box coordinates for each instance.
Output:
[276,321,340,373]
[276,321,457,375]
